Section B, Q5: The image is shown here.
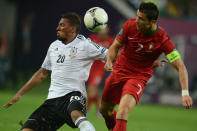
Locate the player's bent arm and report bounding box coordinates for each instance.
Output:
[107,38,123,63]
[17,68,50,96]
[171,59,188,90]
[104,38,123,72]
[4,68,50,108]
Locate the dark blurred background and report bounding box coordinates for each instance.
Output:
[0,0,197,106]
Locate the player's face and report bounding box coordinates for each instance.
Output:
[136,10,153,32]
[56,18,75,42]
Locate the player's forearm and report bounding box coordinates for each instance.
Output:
[178,64,188,90]
[17,68,48,96]
[107,39,122,63]
[171,59,188,91]
[107,47,119,63]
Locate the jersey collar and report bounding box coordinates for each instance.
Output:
[143,25,159,36]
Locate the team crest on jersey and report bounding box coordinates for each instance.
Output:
[68,46,78,59]
[146,42,154,52]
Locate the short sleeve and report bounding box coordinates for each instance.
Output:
[116,20,129,42]
[160,34,175,55]
[41,47,51,70]
[86,39,108,61]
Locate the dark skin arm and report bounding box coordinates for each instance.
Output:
[4,68,51,108]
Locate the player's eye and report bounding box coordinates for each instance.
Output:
[59,23,65,27]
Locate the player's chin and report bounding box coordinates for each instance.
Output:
[136,25,141,30]
[57,35,63,40]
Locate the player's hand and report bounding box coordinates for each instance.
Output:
[104,61,113,72]
[182,95,193,109]
[153,59,168,68]
[3,94,22,108]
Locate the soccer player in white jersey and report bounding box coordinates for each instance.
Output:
[4,12,107,131]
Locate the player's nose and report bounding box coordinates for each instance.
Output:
[56,26,60,31]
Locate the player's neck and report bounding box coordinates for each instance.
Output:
[143,24,158,35]
[63,34,77,45]
[151,24,157,32]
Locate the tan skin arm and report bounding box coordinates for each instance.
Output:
[170,58,193,109]
[4,68,51,108]
[104,38,123,72]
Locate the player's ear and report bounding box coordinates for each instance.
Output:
[71,26,77,34]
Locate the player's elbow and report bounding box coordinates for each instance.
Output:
[171,59,185,71]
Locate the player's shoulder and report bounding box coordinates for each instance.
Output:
[125,18,136,25]
[157,26,168,35]
[48,40,61,50]
[76,34,86,41]
[157,26,170,39]
[154,26,171,44]
[73,34,87,45]
[123,18,136,31]
[127,18,136,22]
[75,34,91,48]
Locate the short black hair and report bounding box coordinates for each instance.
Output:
[61,12,81,33]
[139,2,159,21]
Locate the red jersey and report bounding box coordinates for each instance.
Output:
[89,34,113,49]
[115,18,175,80]
[87,33,114,86]
[89,34,113,69]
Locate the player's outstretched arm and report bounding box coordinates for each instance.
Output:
[3,68,50,108]
[171,58,193,109]
[104,38,123,72]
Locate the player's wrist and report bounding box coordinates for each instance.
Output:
[182,89,189,96]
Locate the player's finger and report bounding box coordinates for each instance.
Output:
[188,99,193,108]
[161,59,168,63]
[160,63,164,67]
[109,68,113,72]
[106,68,113,72]
[3,100,15,108]
[187,97,193,106]
[184,100,191,109]
[3,103,11,108]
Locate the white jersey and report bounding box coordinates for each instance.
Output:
[41,34,108,99]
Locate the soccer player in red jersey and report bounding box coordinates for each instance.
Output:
[87,27,113,117]
[100,2,193,131]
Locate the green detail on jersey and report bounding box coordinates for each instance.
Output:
[143,25,159,35]
[166,50,181,63]
[119,28,123,36]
